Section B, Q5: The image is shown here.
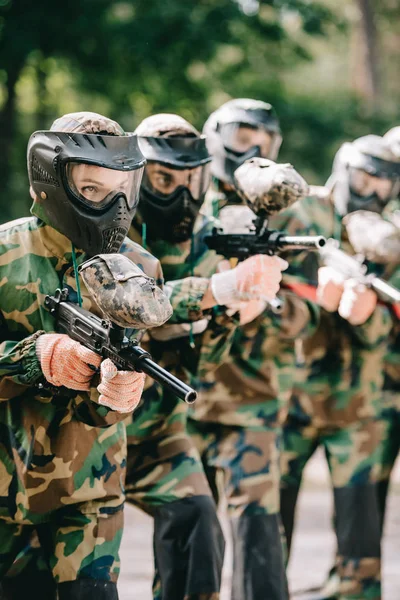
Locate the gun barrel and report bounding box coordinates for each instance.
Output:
[370,277,400,305]
[277,235,326,250]
[123,345,197,404]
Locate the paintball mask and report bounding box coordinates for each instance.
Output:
[29,131,146,255]
[203,98,282,186]
[136,120,212,243]
[328,135,400,216]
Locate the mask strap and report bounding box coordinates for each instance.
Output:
[71,245,83,307]
[142,222,147,249]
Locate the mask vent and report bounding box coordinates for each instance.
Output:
[102,227,127,253]
[31,154,60,186]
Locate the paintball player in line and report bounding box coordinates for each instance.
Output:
[124,112,287,600]
[0,111,175,600]
[186,98,321,600]
[317,129,400,600]
[279,134,400,600]
[376,125,400,533]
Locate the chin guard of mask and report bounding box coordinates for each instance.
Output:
[28,131,146,255]
[139,186,203,243]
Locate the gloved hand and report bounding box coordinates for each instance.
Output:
[338,280,378,325]
[316,266,345,312]
[36,333,101,390]
[239,299,268,325]
[210,255,287,306]
[97,358,146,413]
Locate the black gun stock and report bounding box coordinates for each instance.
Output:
[45,289,197,404]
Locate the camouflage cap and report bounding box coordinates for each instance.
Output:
[50,111,124,136]
[134,113,199,138]
[79,253,172,329]
[233,157,309,216]
[344,210,400,264]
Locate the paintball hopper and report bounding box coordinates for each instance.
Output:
[343,210,400,264]
[79,254,173,329]
[233,157,309,216]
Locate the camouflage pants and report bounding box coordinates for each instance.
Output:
[187,418,282,517]
[280,415,384,600]
[0,506,123,584]
[188,418,289,600]
[125,394,224,600]
[376,391,400,529]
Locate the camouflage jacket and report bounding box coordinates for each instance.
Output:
[0,216,163,524]
[383,266,400,409]
[125,216,239,441]
[382,203,400,404]
[285,188,393,428]
[190,204,320,428]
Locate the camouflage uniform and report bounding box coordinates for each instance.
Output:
[186,194,320,600]
[125,216,234,599]
[376,259,400,530]
[0,217,163,589]
[279,189,393,600]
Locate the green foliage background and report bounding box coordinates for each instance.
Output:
[0,0,399,223]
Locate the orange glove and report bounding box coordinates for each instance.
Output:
[317,266,345,312]
[338,280,378,325]
[211,255,287,306]
[37,334,101,390]
[97,359,146,413]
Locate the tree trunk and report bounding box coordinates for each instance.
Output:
[0,67,21,219]
[352,0,380,112]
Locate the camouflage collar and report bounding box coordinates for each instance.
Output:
[37,221,85,264]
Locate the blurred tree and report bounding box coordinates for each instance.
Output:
[0,0,398,222]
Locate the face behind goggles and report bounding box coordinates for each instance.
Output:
[219,122,281,160]
[65,161,143,210]
[142,161,211,204]
[349,167,400,203]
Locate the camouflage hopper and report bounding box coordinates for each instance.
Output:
[233,157,309,216]
[79,253,172,329]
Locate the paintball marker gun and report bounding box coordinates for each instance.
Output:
[204,159,326,312]
[320,239,400,306]
[204,158,326,259]
[45,289,197,404]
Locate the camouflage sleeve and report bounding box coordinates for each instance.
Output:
[72,387,131,428]
[164,276,211,323]
[348,305,392,349]
[0,331,44,401]
[269,290,320,340]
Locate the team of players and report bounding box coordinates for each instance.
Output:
[0,103,399,600]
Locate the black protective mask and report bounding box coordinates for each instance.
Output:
[218,145,261,188]
[332,174,396,217]
[28,132,145,255]
[139,186,203,243]
[136,135,212,244]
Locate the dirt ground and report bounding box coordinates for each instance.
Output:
[118,448,400,599]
